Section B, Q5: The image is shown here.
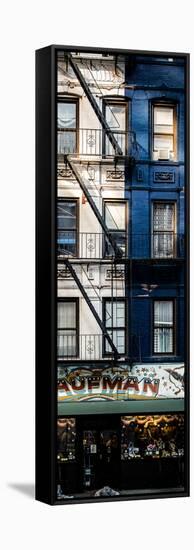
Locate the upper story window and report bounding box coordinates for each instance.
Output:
[103,298,126,356]
[57,200,78,257]
[152,202,176,258]
[152,104,177,161]
[104,99,128,155]
[57,99,79,154]
[104,201,127,256]
[153,300,175,355]
[57,299,79,358]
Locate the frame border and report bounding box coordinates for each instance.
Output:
[36,44,190,505]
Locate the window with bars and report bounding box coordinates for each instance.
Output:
[152,202,176,258]
[104,201,127,257]
[153,300,175,354]
[152,104,177,160]
[57,200,78,257]
[57,99,78,154]
[103,299,126,355]
[57,299,79,358]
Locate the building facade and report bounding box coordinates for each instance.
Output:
[56,49,186,499]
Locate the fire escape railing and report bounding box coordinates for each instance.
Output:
[57,332,142,362]
[57,231,184,260]
[58,128,137,158]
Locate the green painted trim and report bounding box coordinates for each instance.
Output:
[58,399,184,416]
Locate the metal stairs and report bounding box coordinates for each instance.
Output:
[65,53,124,156]
[59,53,130,362]
[65,155,123,259]
[64,258,119,358]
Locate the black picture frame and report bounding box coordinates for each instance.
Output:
[36,45,190,505]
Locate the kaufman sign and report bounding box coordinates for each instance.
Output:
[58,363,184,402]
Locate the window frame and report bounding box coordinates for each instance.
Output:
[102,297,127,357]
[57,97,79,154]
[152,298,176,356]
[151,200,177,258]
[151,102,177,161]
[57,198,79,258]
[102,97,129,155]
[57,297,79,358]
[103,199,127,257]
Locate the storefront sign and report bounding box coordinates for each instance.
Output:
[58,363,184,402]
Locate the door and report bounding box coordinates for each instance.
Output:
[77,415,121,492]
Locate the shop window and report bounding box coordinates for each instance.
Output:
[153,300,175,354]
[103,298,126,355]
[57,299,79,358]
[57,200,78,257]
[152,104,177,160]
[57,99,78,154]
[121,415,184,460]
[57,417,76,462]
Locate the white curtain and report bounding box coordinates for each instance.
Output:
[153,203,175,257]
[58,301,76,328]
[153,203,174,231]
[154,301,173,353]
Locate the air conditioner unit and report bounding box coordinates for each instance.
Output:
[153,150,159,161]
[158,149,170,160]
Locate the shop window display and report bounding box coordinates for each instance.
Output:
[56,414,185,499]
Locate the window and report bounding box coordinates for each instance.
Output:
[103,299,126,355]
[104,100,128,155]
[153,300,175,354]
[57,99,78,154]
[57,200,78,257]
[152,104,177,160]
[104,201,127,256]
[57,418,76,462]
[57,299,79,358]
[152,202,176,258]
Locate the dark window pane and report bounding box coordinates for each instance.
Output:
[105,232,126,257]
[57,231,77,256]
[57,202,77,256]
[57,202,77,230]
[57,418,76,462]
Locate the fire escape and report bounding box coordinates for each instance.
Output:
[57,53,137,364]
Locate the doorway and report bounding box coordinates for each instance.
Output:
[77,415,121,492]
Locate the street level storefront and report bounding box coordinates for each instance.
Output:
[57,413,185,499]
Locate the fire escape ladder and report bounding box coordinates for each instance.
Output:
[64,258,119,359]
[65,155,123,259]
[66,53,124,156]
